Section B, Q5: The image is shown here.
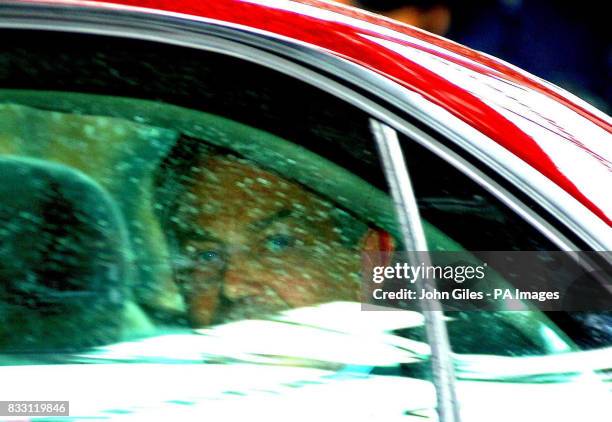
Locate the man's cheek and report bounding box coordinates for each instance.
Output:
[267,266,360,307]
[253,247,361,305]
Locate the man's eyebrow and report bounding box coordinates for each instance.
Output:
[180,227,220,243]
[250,208,293,231]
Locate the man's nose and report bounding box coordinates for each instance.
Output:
[221,253,266,300]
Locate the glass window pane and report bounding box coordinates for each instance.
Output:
[397,132,611,354]
[1,26,608,420]
[1,31,419,368]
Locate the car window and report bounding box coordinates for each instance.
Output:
[0,28,603,366]
[395,132,612,353]
[0,30,411,358]
[2,24,611,422]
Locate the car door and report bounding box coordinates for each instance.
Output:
[0,3,610,421]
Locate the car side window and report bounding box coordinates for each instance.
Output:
[395,132,611,352]
[0,28,596,363]
[0,30,403,356]
[397,132,559,252]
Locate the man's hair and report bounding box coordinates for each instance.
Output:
[153,134,208,235]
[154,136,367,247]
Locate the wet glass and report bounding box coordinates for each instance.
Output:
[0,27,609,421]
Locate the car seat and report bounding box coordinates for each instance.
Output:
[0,103,184,319]
[0,157,130,352]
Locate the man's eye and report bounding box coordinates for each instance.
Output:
[265,234,296,252]
[196,250,225,265]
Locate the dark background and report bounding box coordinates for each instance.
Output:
[350,0,610,113]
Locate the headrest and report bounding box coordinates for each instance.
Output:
[0,102,183,314]
[0,157,130,351]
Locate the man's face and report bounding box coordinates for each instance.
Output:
[174,155,363,326]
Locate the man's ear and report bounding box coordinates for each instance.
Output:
[360,228,395,252]
[359,228,395,267]
[359,228,394,301]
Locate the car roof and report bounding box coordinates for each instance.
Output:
[12,0,612,225]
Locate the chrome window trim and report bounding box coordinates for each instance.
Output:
[371,119,461,422]
[0,2,609,252]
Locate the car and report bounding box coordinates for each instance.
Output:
[0,0,610,421]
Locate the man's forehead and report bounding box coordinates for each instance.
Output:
[203,155,299,191]
[190,154,335,213]
[171,153,366,245]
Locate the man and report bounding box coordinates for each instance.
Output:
[157,144,388,327]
